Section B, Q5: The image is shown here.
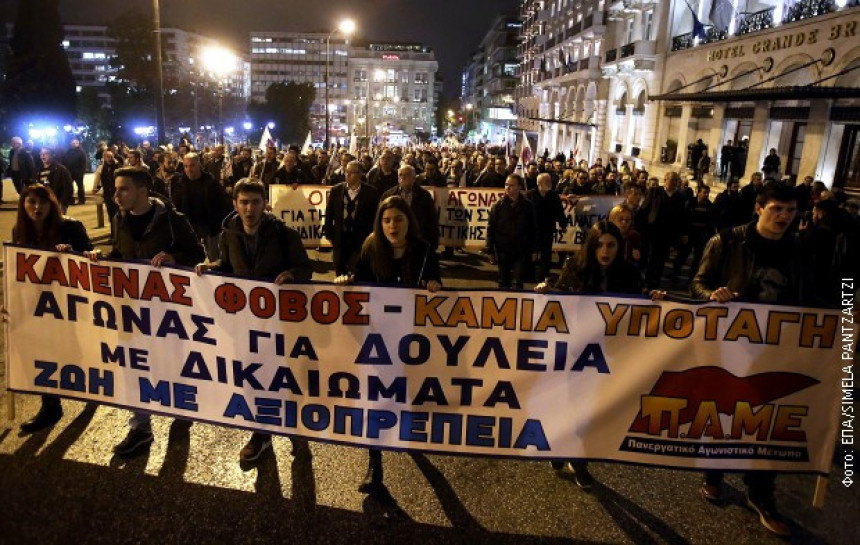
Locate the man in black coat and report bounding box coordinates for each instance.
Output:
[366,149,398,194]
[324,160,380,275]
[196,178,312,464]
[170,152,233,261]
[527,172,567,282]
[37,148,75,212]
[382,164,439,250]
[486,174,538,289]
[640,171,689,289]
[6,136,35,199]
[62,138,89,205]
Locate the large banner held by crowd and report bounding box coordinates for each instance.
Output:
[4,246,845,474]
[269,185,622,251]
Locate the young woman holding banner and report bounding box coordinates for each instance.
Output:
[334,195,441,493]
[535,220,654,490]
[10,184,93,433]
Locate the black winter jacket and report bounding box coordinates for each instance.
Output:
[210,212,312,281]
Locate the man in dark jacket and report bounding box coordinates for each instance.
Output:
[366,149,398,194]
[87,166,204,457]
[196,177,311,464]
[37,148,75,212]
[713,178,746,229]
[690,182,803,538]
[6,136,35,198]
[486,174,537,289]
[170,152,233,261]
[382,164,439,250]
[253,146,285,190]
[324,160,380,275]
[417,158,447,188]
[63,138,89,205]
[640,171,689,289]
[527,172,567,282]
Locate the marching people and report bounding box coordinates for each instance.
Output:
[535,220,646,490]
[86,167,205,456]
[195,177,312,464]
[639,171,688,289]
[691,182,805,537]
[608,203,642,265]
[334,195,442,493]
[11,184,93,433]
[324,160,380,275]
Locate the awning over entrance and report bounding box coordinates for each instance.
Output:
[650,86,860,103]
[527,117,596,128]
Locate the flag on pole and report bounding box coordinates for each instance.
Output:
[685,0,708,41]
[709,0,734,32]
[520,130,532,166]
[348,132,357,155]
[301,130,313,155]
[258,126,274,152]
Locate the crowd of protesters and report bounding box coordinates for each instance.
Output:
[4,133,860,537]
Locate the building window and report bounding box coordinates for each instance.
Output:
[626,18,635,44]
[644,11,654,41]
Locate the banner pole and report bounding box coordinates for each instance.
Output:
[812,476,828,508]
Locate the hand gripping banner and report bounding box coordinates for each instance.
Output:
[4,246,846,474]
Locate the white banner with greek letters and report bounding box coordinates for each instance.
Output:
[4,246,847,474]
[269,185,622,251]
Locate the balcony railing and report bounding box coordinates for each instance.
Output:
[671,0,858,52]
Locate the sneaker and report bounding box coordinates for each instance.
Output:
[746,493,791,537]
[550,460,565,471]
[239,433,272,463]
[113,428,154,456]
[699,483,723,503]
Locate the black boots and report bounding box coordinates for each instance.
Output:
[20,396,62,434]
[358,449,384,493]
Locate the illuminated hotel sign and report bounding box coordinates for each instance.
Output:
[706,18,856,62]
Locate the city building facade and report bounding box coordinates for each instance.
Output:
[654,0,859,190]
[462,15,521,145]
[248,31,349,143]
[347,42,438,145]
[515,0,860,191]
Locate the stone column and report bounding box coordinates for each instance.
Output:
[673,103,692,171]
[797,100,831,181]
[744,101,770,180]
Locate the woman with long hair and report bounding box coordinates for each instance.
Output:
[535,220,644,490]
[335,195,441,493]
[12,184,93,433]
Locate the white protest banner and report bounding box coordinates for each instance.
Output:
[5,247,844,473]
[270,185,622,252]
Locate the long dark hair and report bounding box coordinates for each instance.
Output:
[360,195,423,281]
[13,184,65,249]
[572,220,624,292]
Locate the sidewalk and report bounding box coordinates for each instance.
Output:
[0,174,111,266]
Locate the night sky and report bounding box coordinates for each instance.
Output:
[39,0,521,99]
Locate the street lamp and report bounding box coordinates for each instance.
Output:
[201,45,238,145]
[325,18,356,150]
[152,0,166,144]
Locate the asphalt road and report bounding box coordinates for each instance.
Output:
[0,176,857,545]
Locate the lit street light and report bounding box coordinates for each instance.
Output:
[325,18,356,150]
[201,45,238,145]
